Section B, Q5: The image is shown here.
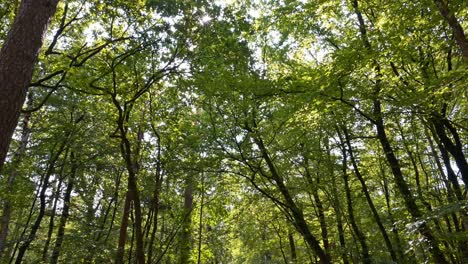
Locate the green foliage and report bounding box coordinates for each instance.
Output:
[1,0,467,263]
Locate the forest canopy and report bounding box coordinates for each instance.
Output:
[0,0,467,263]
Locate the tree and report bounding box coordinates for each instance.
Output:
[0,0,466,263]
[0,0,60,170]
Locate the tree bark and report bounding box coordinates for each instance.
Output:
[0,0,59,170]
[429,130,463,200]
[433,0,468,59]
[374,104,448,264]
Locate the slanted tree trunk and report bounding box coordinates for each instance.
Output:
[350,1,449,262]
[429,130,463,200]
[341,126,397,262]
[0,0,60,170]
[15,137,68,264]
[116,191,132,264]
[331,176,348,264]
[252,132,330,264]
[374,100,448,264]
[374,106,448,263]
[430,116,468,187]
[433,0,468,59]
[338,140,371,264]
[302,157,330,257]
[378,159,406,263]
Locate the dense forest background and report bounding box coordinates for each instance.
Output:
[0,0,467,263]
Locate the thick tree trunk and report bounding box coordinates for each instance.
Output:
[0,0,59,170]
[433,0,468,59]
[127,173,145,264]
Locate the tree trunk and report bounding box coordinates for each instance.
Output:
[0,0,59,170]
[116,191,132,264]
[428,130,463,200]
[331,168,348,264]
[9,179,42,263]
[339,142,371,264]
[179,176,194,264]
[342,126,397,262]
[431,117,468,187]
[350,1,449,262]
[374,106,448,264]
[147,132,162,264]
[50,151,77,264]
[112,95,145,264]
[41,170,64,261]
[433,0,468,59]
[312,189,329,256]
[288,232,297,263]
[302,159,330,257]
[197,173,204,264]
[0,97,31,258]
[379,160,406,263]
[253,134,330,264]
[104,171,123,245]
[15,138,67,264]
